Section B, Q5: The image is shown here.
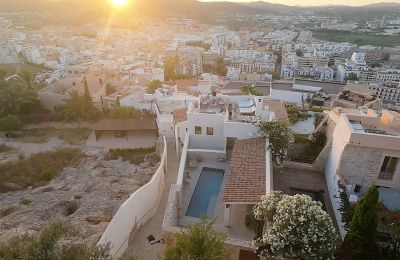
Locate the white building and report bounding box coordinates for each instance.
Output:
[325,108,400,237]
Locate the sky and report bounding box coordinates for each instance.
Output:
[200,0,400,7]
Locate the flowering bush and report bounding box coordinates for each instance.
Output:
[254,193,336,259]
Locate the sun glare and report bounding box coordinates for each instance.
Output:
[111,0,128,7]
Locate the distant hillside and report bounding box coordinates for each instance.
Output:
[0,0,267,20]
[0,0,399,24]
[243,1,400,19]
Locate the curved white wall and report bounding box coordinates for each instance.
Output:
[97,137,168,258]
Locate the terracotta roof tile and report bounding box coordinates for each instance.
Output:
[173,108,188,124]
[222,138,266,203]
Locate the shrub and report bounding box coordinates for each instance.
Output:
[0,115,24,133]
[20,198,32,206]
[254,192,336,259]
[0,144,13,153]
[0,148,85,192]
[40,170,55,181]
[146,80,162,94]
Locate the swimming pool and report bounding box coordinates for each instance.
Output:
[185,167,225,218]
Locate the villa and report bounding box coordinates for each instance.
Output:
[163,93,275,258]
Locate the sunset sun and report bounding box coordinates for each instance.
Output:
[111,0,128,7]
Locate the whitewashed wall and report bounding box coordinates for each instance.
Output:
[97,137,168,258]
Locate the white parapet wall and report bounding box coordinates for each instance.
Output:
[97,137,168,258]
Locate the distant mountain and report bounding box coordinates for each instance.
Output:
[243,1,400,18]
[0,0,399,23]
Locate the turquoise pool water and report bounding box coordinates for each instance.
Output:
[185,167,225,218]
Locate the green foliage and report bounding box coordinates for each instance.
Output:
[343,185,379,258]
[258,120,292,167]
[163,219,230,260]
[18,69,35,90]
[40,170,55,181]
[107,147,157,165]
[0,148,85,192]
[0,115,24,132]
[56,89,99,122]
[107,99,141,120]
[0,221,136,260]
[286,107,307,125]
[203,58,227,76]
[338,181,355,231]
[294,135,309,144]
[19,198,32,206]
[146,80,162,94]
[254,192,336,259]
[313,30,400,48]
[347,73,358,81]
[164,58,178,81]
[304,131,326,158]
[0,80,39,117]
[241,85,262,96]
[310,107,324,113]
[0,144,13,153]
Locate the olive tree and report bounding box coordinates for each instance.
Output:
[258,120,293,167]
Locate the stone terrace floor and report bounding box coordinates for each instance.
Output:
[273,163,339,233]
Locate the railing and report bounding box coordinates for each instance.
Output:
[97,137,167,258]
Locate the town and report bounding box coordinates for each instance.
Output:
[0,0,400,259]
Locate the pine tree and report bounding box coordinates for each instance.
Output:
[343,185,379,257]
[115,96,121,107]
[83,77,93,107]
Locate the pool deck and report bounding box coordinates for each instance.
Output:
[179,157,255,242]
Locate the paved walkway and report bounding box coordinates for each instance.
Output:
[126,140,179,259]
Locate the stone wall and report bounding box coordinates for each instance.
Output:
[338,145,400,195]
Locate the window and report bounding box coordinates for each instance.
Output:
[206,127,214,136]
[379,156,399,180]
[354,185,362,193]
[195,126,202,135]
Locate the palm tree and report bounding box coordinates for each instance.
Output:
[18,69,35,90]
[57,89,99,122]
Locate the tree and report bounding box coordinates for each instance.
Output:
[164,57,178,81]
[343,185,379,258]
[258,120,293,167]
[0,80,39,117]
[163,219,230,260]
[0,115,24,133]
[338,181,355,231]
[83,77,93,108]
[56,89,99,122]
[0,221,137,260]
[146,80,162,94]
[18,69,35,90]
[347,73,358,81]
[254,192,336,259]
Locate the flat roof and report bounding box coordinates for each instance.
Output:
[222,138,266,204]
[263,99,289,121]
[94,118,158,131]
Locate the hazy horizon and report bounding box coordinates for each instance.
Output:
[200,0,400,7]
